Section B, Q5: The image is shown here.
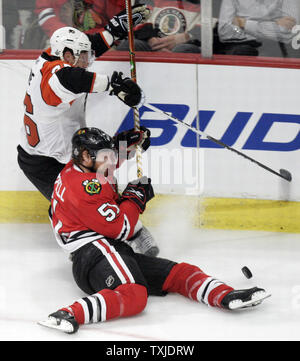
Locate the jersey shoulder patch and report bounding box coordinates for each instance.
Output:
[82,178,102,196]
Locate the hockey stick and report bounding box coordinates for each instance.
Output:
[145,103,292,182]
[125,0,143,178]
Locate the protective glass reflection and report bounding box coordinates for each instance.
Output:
[95,148,118,177]
[75,50,95,68]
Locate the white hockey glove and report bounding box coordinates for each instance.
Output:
[105,5,151,40]
[109,71,145,108]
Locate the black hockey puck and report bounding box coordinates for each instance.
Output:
[241,266,253,279]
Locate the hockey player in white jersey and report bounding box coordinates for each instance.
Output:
[18,5,150,200]
[17,5,159,257]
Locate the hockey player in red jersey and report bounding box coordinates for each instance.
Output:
[17,5,159,256]
[38,127,271,334]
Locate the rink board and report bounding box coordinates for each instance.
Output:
[0,58,299,231]
[0,59,299,200]
[1,191,299,233]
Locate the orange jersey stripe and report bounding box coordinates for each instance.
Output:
[98,31,111,49]
[90,73,97,93]
[40,60,66,106]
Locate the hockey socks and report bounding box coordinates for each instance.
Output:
[162,262,234,308]
[38,265,271,333]
[38,284,147,333]
[61,283,147,325]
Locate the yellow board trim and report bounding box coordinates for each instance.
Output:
[1,191,299,233]
[0,191,50,223]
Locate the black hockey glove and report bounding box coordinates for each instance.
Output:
[109,71,145,108]
[114,126,151,157]
[121,176,154,213]
[105,5,151,40]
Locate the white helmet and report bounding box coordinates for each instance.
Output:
[50,27,93,65]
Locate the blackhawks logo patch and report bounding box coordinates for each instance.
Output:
[82,178,101,195]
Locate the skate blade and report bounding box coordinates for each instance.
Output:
[37,317,75,334]
[229,291,271,310]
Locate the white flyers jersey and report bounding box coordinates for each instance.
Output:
[19,49,108,164]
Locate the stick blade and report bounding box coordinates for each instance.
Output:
[279,169,292,182]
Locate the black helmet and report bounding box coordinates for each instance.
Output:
[72,127,115,161]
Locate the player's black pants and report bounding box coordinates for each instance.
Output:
[17,145,65,201]
[71,237,176,297]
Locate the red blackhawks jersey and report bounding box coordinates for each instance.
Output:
[146,0,201,36]
[35,0,130,36]
[50,161,140,253]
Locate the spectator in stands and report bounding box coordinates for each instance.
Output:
[217,0,300,57]
[116,0,204,53]
[3,0,36,49]
[3,0,19,49]
[34,0,205,53]
[35,0,125,38]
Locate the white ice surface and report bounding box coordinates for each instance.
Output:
[0,222,299,341]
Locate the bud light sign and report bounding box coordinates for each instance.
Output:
[117,104,300,152]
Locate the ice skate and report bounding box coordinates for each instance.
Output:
[128,226,160,257]
[38,310,79,334]
[221,287,271,310]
